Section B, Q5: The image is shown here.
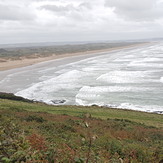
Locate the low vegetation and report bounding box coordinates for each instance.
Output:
[0,42,139,61]
[0,92,32,103]
[0,93,163,162]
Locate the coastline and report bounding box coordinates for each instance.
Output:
[0,42,151,71]
[0,41,163,114]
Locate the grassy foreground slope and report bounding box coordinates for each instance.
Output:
[0,98,162,128]
[0,96,163,162]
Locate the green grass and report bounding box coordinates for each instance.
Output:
[0,99,162,128]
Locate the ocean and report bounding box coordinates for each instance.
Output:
[0,42,163,113]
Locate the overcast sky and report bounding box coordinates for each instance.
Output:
[0,0,163,44]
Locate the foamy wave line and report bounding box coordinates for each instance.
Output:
[77,86,153,94]
[128,62,163,68]
[160,77,163,83]
[96,71,152,83]
[75,99,163,114]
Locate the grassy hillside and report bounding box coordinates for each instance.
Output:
[0,95,163,162]
[0,98,162,128]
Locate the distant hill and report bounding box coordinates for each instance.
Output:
[0,48,7,53]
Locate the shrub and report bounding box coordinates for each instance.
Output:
[25,115,46,123]
[0,92,32,103]
[0,116,30,162]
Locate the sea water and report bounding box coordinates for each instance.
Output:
[1,43,163,113]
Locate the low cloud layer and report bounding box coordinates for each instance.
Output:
[105,0,163,21]
[0,0,163,44]
[0,4,35,21]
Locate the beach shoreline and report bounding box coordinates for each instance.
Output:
[0,41,163,114]
[0,42,151,71]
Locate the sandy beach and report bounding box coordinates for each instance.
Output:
[0,42,151,71]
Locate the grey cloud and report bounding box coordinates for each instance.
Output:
[105,0,163,21]
[78,2,92,9]
[40,2,91,13]
[40,4,75,13]
[0,5,35,21]
[39,3,91,20]
[32,0,60,2]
